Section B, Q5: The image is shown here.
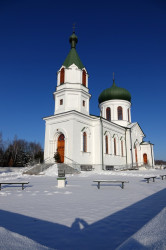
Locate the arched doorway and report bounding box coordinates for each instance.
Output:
[143,153,147,165]
[57,134,65,163]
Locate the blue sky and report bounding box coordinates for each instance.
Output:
[0,0,166,160]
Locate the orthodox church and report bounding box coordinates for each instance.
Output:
[43,31,154,170]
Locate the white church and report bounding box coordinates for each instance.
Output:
[43,31,154,170]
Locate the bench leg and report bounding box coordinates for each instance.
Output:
[152,178,155,182]
[22,184,24,190]
[122,182,124,189]
[97,182,100,189]
[0,184,1,191]
[147,179,149,183]
[161,176,164,180]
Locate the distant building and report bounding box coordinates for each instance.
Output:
[43,32,154,170]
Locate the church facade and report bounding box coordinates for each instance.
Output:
[43,32,154,170]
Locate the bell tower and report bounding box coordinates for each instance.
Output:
[53,31,91,115]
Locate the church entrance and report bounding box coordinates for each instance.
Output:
[57,134,65,163]
[143,153,147,165]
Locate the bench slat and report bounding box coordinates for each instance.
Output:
[93,180,129,183]
[0,182,29,184]
[0,182,29,191]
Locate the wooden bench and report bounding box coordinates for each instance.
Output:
[144,176,157,183]
[160,175,166,180]
[0,182,29,190]
[93,180,129,189]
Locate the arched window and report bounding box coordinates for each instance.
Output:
[83,132,87,152]
[121,140,124,157]
[114,138,116,155]
[118,106,123,120]
[82,70,86,87]
[105,135,108,154]
[106,107,111,121]
[60,68,65,84]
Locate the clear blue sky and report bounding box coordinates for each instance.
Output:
[0,0,166,160]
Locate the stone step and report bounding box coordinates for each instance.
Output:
[58,163,80,174]
[23,163,53,175]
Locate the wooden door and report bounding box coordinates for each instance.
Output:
[143,153,147,164]
[57,134,65,163]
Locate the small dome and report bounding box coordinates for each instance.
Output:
[98,80,131,104]
[69,32,78,48]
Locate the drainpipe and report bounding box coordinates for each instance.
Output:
[100,117,104,170]
[125,128,127,165]
[150,142,154,168]
[129,128,133,168]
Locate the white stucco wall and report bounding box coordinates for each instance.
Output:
[57,65,88,87]
[99,99,131,127]
[54,64,91,116]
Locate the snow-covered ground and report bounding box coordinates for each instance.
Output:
[0,165,166,249]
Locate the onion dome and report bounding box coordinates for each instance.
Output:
[63,32,84,69]
[98,79,131,104]
[69,32,78,48]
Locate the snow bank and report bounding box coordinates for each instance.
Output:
[43,164,58,176]
[118,208,166,249]
[0,227,50,250]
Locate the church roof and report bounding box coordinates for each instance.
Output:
[127,122,145,137]
[63,32,84,70]
[98,79,131,104]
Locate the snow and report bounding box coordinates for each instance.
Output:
[0,165,166,249]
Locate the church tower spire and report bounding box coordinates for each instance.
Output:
[62,32,84,69]
[53,31,91,115]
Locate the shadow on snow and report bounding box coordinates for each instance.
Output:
[0,188,166,249]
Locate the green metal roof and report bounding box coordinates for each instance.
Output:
[98,80,131,104]
[63,32,84,69]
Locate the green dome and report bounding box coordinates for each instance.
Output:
[98,80,131,104]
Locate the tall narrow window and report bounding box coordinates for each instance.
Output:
[60,99,63,105]
[121,140,124,157]
[60,68,65,84]
[118,106,123,120]
[83,132,87,152]
[114,138,116,155]
[105,135,108,154]
[106,107,111,121]
[82,70,86,87]
[128,108,130,122]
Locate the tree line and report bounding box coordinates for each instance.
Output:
[155,160,166,165]
[0,133,43,167]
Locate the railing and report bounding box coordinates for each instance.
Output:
[44,157,54,164]
[63,156,81,172]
